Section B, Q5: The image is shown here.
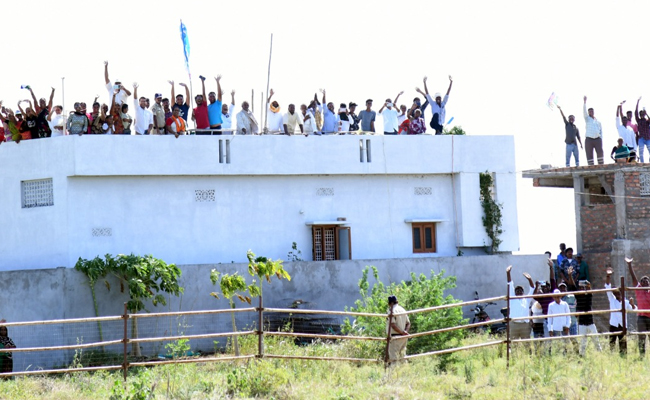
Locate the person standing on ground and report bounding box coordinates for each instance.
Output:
[605,267,636,355]
[358,99,376,133]
[583,96,604,165]
[557,105,583,167]
[417,75,452,134]
[576,253,590,281]
[617,101,637,161]
[547,289,570,353]
[566,269,601,355]
[635,97,650,162]
[506,265,535,340]
[387,295,410,364]
[627,257,650,357]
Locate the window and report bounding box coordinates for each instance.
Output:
[412,222,436,253]
[21,178,54,208]
[312,225,351,261]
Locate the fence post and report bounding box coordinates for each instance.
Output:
[122,302,129,382]
[257,295,264,359]
[621,276,627,338]
[505,284,511,369]
[384,306,393,368]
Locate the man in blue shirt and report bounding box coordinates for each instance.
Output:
[358,99,376,133]
[320,89,338,134]
[208,75,223,134]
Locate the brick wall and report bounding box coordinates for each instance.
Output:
[625,171,650,241]
[581,204,616,253]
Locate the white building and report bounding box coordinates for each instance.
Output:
[0,135,519,270]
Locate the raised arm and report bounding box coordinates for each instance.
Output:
[267,88,275,104]
[17,101,26,116]
[231,90,235,106]
[215,75,222,102]
[378,101,387,114]
[47,107,54,122]
[180,83,190,106]
[28,87,38,106]
[583,96,588,120]
[393,91,404,105]
[557,105,568,124]
[636,97,642,123]
[133,83,138,104]
[120,84,131,97]
[523,272,534,289]
[321,89,326,106]
[627,258,639,287]
[446,75,453,95]
[47,87,55,111]
[104,61,110,85]
[506,265,512,283]
[422,77,429,95]
[169,80,175,102]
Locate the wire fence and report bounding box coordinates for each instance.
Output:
[1,279,649,381]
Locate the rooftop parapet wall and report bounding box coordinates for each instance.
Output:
[0,135,516,179]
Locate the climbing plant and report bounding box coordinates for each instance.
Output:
[479,171,504,254]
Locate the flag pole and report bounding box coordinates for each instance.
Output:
[263,33,273,134]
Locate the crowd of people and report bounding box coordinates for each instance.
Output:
[558,97,650,167]
[508,243,649,356]
[0,63,454,144]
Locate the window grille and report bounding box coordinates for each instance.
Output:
[641,173,650,196]
[21,178,54,208]
[414,187,432,195]
[195,190,216,202]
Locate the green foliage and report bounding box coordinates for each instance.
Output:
[165,339,190,359]
[210,271,251,305]
[226,361,290,397]
[442,125,466,135]
[342,266,466,355]
[287,241,304,262]
[479,171,504,254]
[246,250,291,298]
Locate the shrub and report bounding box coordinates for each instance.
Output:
[342,266,467,356]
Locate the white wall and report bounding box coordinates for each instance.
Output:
[0,135,519,270]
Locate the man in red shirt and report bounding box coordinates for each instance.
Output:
[628,258,650,356]
[192,76,210,135]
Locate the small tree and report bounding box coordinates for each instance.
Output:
[246,250,291,300]
[479,171,504,254]
[342,266,466,355]
[75,255,110,344]
[210,271,255,356]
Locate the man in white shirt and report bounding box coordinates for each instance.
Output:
[506,265,535,340]
[583,96,604,165]
[47,105,65,137]
[605,268,636,354]
[617,102,637,161]
[266,89,283,134]
[417,75,453,134]
[132,83,153,135]
[220,90,236,134]
[236,101,259,135]
[547,289,570,351]
[104,61,131,106]
[387,295,410,363]
[283,104,304,135]
[379,91,403,135]
[301,104,317,135]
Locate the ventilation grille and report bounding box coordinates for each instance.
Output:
[21,178,54,208]
[414,187,432,196]
[317,188,334,196]
[195,190,216,202]
[92,228,112,237]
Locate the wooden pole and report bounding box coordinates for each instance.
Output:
[621,276,627,338]
[263,34,273,134]
[384,304,393,368]
[122,302,129,382]
[258,295,264,359]
[251,89,254,113]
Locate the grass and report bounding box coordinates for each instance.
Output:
[1,333,650,399]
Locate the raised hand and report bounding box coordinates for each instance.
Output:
[606,267,613,275]
[506,265,512,273]
[423,76,427,83]
[215,75,222,82]
[104,61,108,66]
[270,88,275,96]
[621,100,626,105]
[523,273,532,281]
[179,83,187,88]
[133,82,139,89]
[625,257,633,263]
[398,90,404,95]
[583,96,587,102]
[231,90,235,96]
[168,80,174,85]
[449,75,453,82]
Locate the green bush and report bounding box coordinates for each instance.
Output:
[342,266,467,355]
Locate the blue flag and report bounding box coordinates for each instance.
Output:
[180,20,191,78]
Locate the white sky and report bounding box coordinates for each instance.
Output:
[4,0,649,256]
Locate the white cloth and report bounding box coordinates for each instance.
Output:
[49,113,65,137]
[387,304,410,335]
[302,110,317,134]
[133,99,153,135]
[508,282,534,322]
[616,117,637,150]
[282,111,304,134]
[397,113,408,125]
[221,103,235,132]
[267,107,284,133]
[605,283,635,327]
[236,109,259,135]
[381,107,399,133]
[547,300,571,332]
[578,324,602,354]
[339,117,350,133]
[425,94,449,126]
[106,82,129,106]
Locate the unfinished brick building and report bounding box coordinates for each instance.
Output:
[524,164,650,296]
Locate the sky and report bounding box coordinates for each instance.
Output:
[3,0,650,256]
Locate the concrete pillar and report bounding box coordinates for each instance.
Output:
[573,175,584,250]
[614,171,627,239]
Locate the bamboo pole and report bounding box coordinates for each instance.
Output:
[129,354,256,367]
[263,34,273,134]
[0,315,122,328]
[0,365,123,378]
[621,277,627,340]
[130,331,256,344]
[400,296,506,315]
[263,308,386,318]
[258,295,264,359]
[505,283,511,369]
[264,331,385,342]
[0,340,123,353]
[129,307,256,319]
[264,354,382,363]
[384,306,393,367]
[404,340,505,360]
[122,302,128,382]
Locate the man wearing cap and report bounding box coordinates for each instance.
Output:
[208,76,223,134]
[168,80,191,123]
[387,295,410,363]
[378,91,403,135]
[417,75,452,135]
[627,258,650,356]
[104,61,131,106]
[506,265,535,340]
[151,93,165,135]
[358,99,375,133]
